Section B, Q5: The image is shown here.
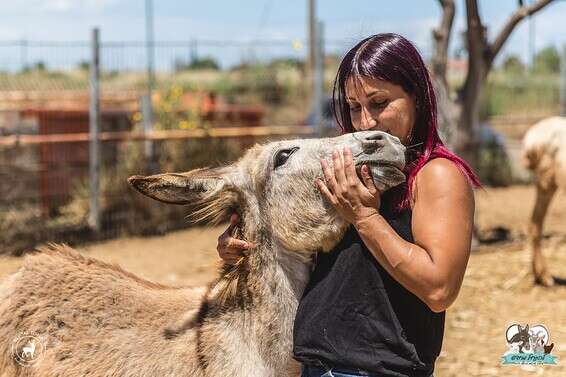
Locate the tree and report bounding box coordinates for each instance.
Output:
[533,45,561,73]
[77,60,90,71]
[432,0,557,169]
[501,54,525,74]
[174,56,220,72]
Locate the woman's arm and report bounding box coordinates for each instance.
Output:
[317,148,474,312]
[355,158,474,312]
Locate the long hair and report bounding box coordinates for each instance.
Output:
[331,33,480,210]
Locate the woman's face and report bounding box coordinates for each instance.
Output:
[345,77,416,145]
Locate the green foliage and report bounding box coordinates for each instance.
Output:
[78,60,90,71]
[533,45,561,74]
[266,57,305,71]
[501,54,525,74]
[479,72,560,118]
[151,85,206,131]
[175,56,220,71]
[225,65,288,104]
[20,61,47,73]
[35,61,46,71]
[478,137,513,187]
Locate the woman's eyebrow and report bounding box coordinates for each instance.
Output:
[366,90,387,97]
[346,90,387,101]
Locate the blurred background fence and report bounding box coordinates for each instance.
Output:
[0,34,565,254]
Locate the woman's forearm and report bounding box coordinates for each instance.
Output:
[354,213,454,312]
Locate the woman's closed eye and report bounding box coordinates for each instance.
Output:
[372,99,388,109]
[348,100,387,112]
[348,102,361,112]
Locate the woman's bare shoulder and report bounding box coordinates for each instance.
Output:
[412,158,473,204]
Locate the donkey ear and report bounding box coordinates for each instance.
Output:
[128,167,230,205]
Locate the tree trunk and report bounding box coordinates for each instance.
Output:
[432,0,556,171]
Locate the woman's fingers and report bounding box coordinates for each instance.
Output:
[222,252,243,265]
[217,212,249,264]
[227,238,250,250]
[217,238,248,264]
[229,213,239,225]
[320,159,338,194]
[219,218,236,242]
[221,247,245,258]
[218,235,249,250]
[315,178,339,206]
[342,147,360,188]
[332,149,348,188]
[361,164,378,195]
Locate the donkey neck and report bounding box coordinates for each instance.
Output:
[240,240,313,370]
[246,232,313,307]
[233,218,313,305]
[199,233,313,375]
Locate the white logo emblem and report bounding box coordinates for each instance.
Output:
[11,331,47,367]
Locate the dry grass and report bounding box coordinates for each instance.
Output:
[1,185,565,375]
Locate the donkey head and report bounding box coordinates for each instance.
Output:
[129,131,405,255]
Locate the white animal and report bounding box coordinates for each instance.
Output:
[522,116,566,286]
[21,340,35,359]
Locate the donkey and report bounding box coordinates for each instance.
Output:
[0,130,405,377]
[522,116,566,286]
[508,324,530,354]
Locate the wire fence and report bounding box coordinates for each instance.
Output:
[0,36,564,254]
[0,38,352,73]
[0,37,337,254]
[0,126,318,255]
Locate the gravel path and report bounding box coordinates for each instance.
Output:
[1,185,565,375]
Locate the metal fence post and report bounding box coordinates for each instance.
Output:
[561,44,566,116]
[141,94,158,173]
[20,38,28,71]
[314,20,325,137]
[190,39,198,63]
[88,28,101,232]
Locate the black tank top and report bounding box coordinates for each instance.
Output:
[293,201,444,376]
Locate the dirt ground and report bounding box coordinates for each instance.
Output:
[1,185,565,376]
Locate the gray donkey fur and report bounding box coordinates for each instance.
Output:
[0,131,405,377]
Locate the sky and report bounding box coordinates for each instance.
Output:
[1,0,565,70]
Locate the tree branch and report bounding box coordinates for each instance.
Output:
[432,0,455,86]
[487,0,555,68]
[460,0,487,102]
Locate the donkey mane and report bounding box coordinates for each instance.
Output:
[34,244,172,290]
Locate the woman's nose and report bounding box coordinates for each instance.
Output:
[360,107,377,130]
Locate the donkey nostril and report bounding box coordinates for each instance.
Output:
[367,133,384,141]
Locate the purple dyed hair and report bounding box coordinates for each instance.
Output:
[331,33,480,210]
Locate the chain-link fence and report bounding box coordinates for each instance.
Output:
[0,37,342,254]
[0,127,319,255]
[0,35,564,254]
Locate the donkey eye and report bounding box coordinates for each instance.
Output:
[274,147,299,169]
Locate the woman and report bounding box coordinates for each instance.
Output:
[217,33,479,377]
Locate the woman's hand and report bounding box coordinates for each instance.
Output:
[216,214,250,265]
[315,146,382,225]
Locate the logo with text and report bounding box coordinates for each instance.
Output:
[501,324,558,366]
[11,331,47,367]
